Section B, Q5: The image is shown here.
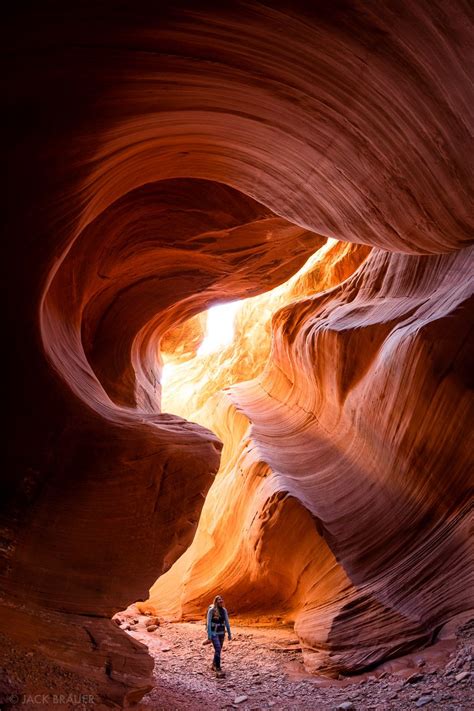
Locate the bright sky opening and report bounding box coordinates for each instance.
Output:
[197,301,242,357]
[160,363,174,384]
[160,238,337,388]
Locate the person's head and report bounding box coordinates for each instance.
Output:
[212,594,224,612]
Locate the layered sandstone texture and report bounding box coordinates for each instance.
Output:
[147,243,473,677]
[3,0,473,704]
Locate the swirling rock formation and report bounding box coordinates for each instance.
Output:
[3,0,473,703]
[147,242,473,676]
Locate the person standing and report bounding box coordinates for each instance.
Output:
[206,594,232,675]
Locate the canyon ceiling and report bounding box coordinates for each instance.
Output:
[3,0,473,706]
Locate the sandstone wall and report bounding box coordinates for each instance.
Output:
[3,0,473,702]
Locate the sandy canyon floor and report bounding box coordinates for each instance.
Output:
[117,609,473,711]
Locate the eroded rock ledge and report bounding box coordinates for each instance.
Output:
[3,0,473,705]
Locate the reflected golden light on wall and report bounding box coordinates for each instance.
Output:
[159,238,356,425]
[143,238,372,630]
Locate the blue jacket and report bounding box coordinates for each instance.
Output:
[207,605,231,639]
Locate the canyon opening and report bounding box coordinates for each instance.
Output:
[3,2,473,710]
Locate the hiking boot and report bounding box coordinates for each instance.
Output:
[211,663,217,671]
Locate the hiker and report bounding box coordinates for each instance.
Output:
[206,594,232,674]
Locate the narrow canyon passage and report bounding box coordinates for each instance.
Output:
[3,1,473,709]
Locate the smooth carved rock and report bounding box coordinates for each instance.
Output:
[3,0,473,705]
[148,245,474,676]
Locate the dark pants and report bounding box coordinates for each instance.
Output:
[211,634,225,669]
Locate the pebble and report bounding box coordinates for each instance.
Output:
[406,672,424,684]
[114,616,474,710]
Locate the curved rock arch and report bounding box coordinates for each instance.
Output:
[3,0,473,703]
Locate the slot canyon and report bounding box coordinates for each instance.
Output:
[2,1,473,709]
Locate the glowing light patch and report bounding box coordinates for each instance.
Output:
[197,301,241,356]
[160,363,174,384]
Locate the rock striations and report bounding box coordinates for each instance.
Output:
[2,0,473,705]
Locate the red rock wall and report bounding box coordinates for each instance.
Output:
[3,0,473,702]
[146,244,473,675]
[238,247,474,674]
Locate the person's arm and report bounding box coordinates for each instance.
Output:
[206,607,213,639]
[224,608,232,639]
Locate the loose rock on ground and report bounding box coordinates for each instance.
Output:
[115,609,473,710]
